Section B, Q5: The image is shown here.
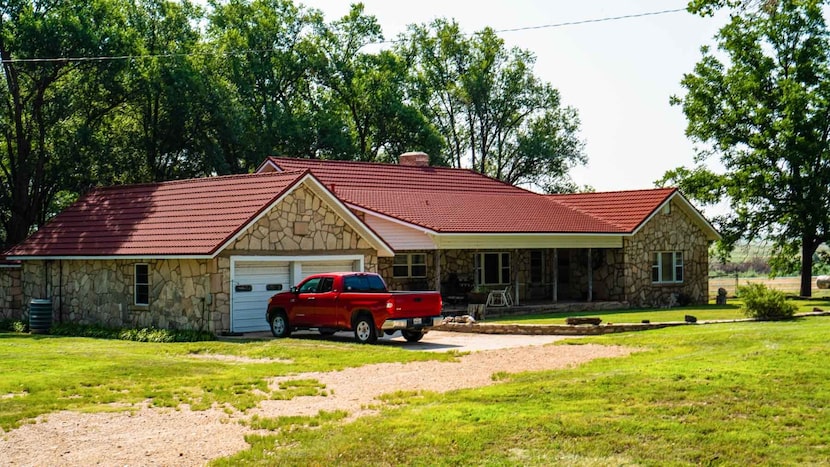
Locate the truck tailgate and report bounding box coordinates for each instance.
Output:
[387,291,442,318]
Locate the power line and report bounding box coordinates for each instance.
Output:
[494,7,687,34]
[0,7,689,64]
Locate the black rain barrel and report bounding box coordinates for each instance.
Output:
[29,299,53,334]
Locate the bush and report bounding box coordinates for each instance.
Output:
[0,319,28,333]
[49,323,215,342]
[738,283,797,320]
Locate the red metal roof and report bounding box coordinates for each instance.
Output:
[265,157,671,234]
[549,188,677,232]
[6,157,693,259]
[5,171,310,257]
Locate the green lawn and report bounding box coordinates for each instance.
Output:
[216,316,830,466]
[486,296,830,325]
[0,334,455,431]
[3,312,830,465]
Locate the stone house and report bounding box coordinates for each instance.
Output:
[2,153,719,334]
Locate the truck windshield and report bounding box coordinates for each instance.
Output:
[343,275,386,292]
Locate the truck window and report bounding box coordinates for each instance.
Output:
[319,277,334,293]
[367,275,386,292]
[298,277,321,293]
[343,275,387,293]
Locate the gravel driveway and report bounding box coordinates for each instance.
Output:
[0,332,634,466]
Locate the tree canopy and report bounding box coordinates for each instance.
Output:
[663,0,830,296]
[0,0,586,248]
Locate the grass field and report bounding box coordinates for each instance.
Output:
[709,275,827,298]
[217,317,830,465]
[487,296,830,325]
[3,309,830,464]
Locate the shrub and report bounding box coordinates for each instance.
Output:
[738,283,797,320]
[0,319,28,333]
[50,323,215,342]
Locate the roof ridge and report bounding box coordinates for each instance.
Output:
[547,186,677,198]
[87,170,308,194]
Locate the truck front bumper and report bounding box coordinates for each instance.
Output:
[381,316,437,331]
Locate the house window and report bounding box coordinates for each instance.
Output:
[476,252,511,285]
[530,251,544,283]
[652,252,684,283]
[135,264,149,306]
[392,254,427,278]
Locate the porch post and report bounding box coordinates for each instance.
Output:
[552,248,558,303]
[434,250,441,292]
[513,249,519,305]
[587,248,593,302]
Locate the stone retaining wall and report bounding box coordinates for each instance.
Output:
[434,311,829,336]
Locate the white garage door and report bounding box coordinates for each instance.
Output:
[231,258,360,333]
[232,261,290,333]
[298,259,359,281]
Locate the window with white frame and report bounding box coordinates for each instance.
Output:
[475,252,511,285]
[392,253,427,278]
[135,264,150,305]
[652,252,684,283]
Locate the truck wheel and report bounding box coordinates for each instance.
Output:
[353,314,377,344]
[401,330,425,343]
[270,311,291,338]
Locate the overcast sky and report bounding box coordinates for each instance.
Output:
[298,0,728,198]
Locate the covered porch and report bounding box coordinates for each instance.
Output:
[378,245,627,308]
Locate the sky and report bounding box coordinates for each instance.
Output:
[298,0,728,205]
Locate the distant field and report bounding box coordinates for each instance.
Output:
[709,275,827,298]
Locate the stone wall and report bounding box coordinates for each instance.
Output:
[225,185,374,254]
[623,199,710,306]
[18,183,380,333]
[21,258,216,331]
[0,266,22,320]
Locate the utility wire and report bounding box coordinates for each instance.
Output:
[1,7,688,64]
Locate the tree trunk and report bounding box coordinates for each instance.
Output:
[800,236,814,297]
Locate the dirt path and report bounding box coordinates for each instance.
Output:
[0,340,634,466]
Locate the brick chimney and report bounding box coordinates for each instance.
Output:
[398,151,430,167]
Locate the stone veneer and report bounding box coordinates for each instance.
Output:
[17,183,378,333]
[623,198,710,306]
[0,266,22,320]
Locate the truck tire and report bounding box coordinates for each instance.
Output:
[270,311,291,338]
[353,314,378,344]
[401,330,425,343]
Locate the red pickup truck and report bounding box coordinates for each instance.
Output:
[266,272,443,344]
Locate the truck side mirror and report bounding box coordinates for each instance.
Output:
[290,286,299,294]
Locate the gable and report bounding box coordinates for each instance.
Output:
[223,180,391,256]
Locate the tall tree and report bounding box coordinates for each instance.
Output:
[316,4,443,163]
[402,20,585,191]
[0,0,137,247]
[122,0,219,182]
[663,0,830,296]
[207,0,325,169]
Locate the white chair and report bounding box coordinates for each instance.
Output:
[486,286,513,307]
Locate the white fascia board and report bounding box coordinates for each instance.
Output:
[5,255,215,261]
[434,233,624,250]
[255,159,281,173]
[346,204,438,236]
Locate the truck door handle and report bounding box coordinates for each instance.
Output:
[307,297,315,300]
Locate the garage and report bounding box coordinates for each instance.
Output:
[230,256,362,332]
